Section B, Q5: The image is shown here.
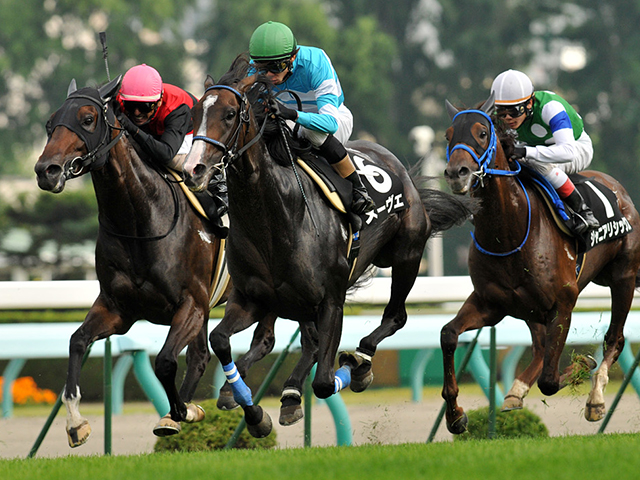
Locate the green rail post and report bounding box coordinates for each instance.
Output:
[426,329,483,443]
[28,345,93,458]
[224,327,301,449]
[488,326,497,439]
[304,371,313,447]
[104,337,112,455]
[598,344,640,434]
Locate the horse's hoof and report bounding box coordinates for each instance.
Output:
[351,369,374,393]
[501,395,524,412]
[217,390,239,410]
[446,413,468,435]
[246,407,273,438]
[153,414,182,437]
[66,420,91,448]
[185,403,206,423]
[279,404,304,426]
[585,402,606,422]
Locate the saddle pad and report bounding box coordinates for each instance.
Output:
[571,174,634,252]
[298,151,408,229]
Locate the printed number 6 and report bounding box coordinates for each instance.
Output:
[353,155,392,194]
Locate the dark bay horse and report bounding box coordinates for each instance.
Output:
[34,77,229,446]
[441,94,640,434]
[181,55,473,437]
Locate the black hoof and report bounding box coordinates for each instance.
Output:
[279,404,304,426]
[217,390,239,410]
[446,412,468,435]
[246,406,273,438]
[339,351,374,392]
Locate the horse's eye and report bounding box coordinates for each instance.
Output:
[226,110,236,121]
[81,115,95,129]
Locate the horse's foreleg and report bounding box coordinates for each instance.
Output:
[153,297,205,436]
[312,302,344,400]
[210,296,273,438]
[176,320,210,425]
[64,300,125,447]
[585,281,634,421]
[538,308,573,396]
[280,321,319,426]
[502,321,545,411]
[217,312,277,410]
[441,295,500,435]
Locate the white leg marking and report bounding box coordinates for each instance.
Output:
[506,378,530,399]
[62,385,85,429]
[588,363,609,406]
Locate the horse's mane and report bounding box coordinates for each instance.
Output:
[491,115,517,159]
[218,54,315,166]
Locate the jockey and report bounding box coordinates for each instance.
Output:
[248,21,376,215]
[116,64,228,237]
[491,69,599,234]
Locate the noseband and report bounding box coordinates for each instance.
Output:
[192,84,268,168]
[47,91,124,181]
[446,109,530,257]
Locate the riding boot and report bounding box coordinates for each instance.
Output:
[345,171,376,215]
[208,172,229,218]
[195,191,229,239]
[564,189,600,235]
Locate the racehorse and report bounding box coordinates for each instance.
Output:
[441,94,640,434]
[34,77,229,447]
[181,54,473,437]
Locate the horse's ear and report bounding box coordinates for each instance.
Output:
[445,100,459,120]
[67,79,77,97]
[479,91,495,115]
[204,75,215,90]
[238,74,258,94]
[98,75,123,103]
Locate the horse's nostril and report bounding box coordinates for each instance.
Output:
[45,164,63,177]
[459,167,470,177]
[193,163,206,177]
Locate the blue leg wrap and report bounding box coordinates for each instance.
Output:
[334,365,352,394]
[223,361,253,407]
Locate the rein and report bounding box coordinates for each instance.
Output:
[447,109,531,257]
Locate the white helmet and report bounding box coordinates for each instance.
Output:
[491,69,534,106]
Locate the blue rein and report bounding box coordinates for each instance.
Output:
[447,109,531,257]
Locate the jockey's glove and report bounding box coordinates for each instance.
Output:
[116,112,140,137]
[269,98,298,121]
[512,146,527,159]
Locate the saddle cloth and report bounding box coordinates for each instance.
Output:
[523,167,633,253]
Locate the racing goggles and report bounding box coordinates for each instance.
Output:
[255,58,291,75]
[123,100,158,115]
[495,103,528,119]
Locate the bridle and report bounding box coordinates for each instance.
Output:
[446,109,531,257]
[47,92,125,181]
[192,84,268,169]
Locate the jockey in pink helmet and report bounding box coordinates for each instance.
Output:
[117,64,228,237]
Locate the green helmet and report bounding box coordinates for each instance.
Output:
[249,21,298,62]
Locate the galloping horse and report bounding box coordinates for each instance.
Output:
[181,55,472,437]
[34,77,229,446]
[441,94,640,434]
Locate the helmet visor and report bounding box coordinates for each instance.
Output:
[123,100,158,115]
[495,102,527,119]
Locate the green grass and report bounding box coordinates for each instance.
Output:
[2,434,639,480]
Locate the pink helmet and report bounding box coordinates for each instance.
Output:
[120,64,163,102]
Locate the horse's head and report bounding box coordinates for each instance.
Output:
[34,76,122,193]
[443,93,504,195]
[183,73,257,192]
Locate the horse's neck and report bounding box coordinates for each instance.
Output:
[92,140,169,232]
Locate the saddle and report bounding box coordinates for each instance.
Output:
[522,167,633,254]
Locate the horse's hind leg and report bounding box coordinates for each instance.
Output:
[585,279,635,421]
[280,321,319,426]
[502,321,545,411]
[63,297,128,447]
[350,255,423,392]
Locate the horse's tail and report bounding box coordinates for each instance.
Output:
[418,187,477,233]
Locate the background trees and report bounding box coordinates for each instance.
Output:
[2,0,640,276]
